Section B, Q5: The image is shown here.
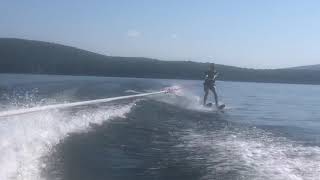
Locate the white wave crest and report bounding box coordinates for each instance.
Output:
[178,128,320,180]
[0,103,134,180]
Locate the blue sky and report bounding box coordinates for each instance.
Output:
[1,0,320,68]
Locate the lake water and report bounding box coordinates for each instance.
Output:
[0,74,319,180]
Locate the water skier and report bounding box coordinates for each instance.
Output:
[203,63,219,107]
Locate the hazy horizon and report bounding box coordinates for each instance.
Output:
[1,0,320,68]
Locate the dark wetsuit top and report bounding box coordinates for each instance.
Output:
[204,70,218,90]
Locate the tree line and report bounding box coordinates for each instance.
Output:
[1,38,319,85]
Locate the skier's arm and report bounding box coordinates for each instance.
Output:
[204,71,209,80]
[213,72,219,81]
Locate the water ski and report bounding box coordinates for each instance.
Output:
[205,103,225,110]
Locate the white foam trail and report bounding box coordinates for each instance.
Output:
[0,89,170,179]
[179,128,320,180]
[124,90,143,94]
[151,85,228,112]
[0,91,165,118]
[0,102,135,180]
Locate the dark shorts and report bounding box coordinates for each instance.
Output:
[204,82,216,92]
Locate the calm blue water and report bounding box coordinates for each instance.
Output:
[0,74,319,180]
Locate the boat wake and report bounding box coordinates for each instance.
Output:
[0,98,135,180]
[178,127,320,180]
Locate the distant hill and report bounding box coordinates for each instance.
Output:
[290,64,320,70]
[1,38,320,85]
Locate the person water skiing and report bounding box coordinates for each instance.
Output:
[203,63,219,106]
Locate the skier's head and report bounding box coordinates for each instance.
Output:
[209,63,215,70]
